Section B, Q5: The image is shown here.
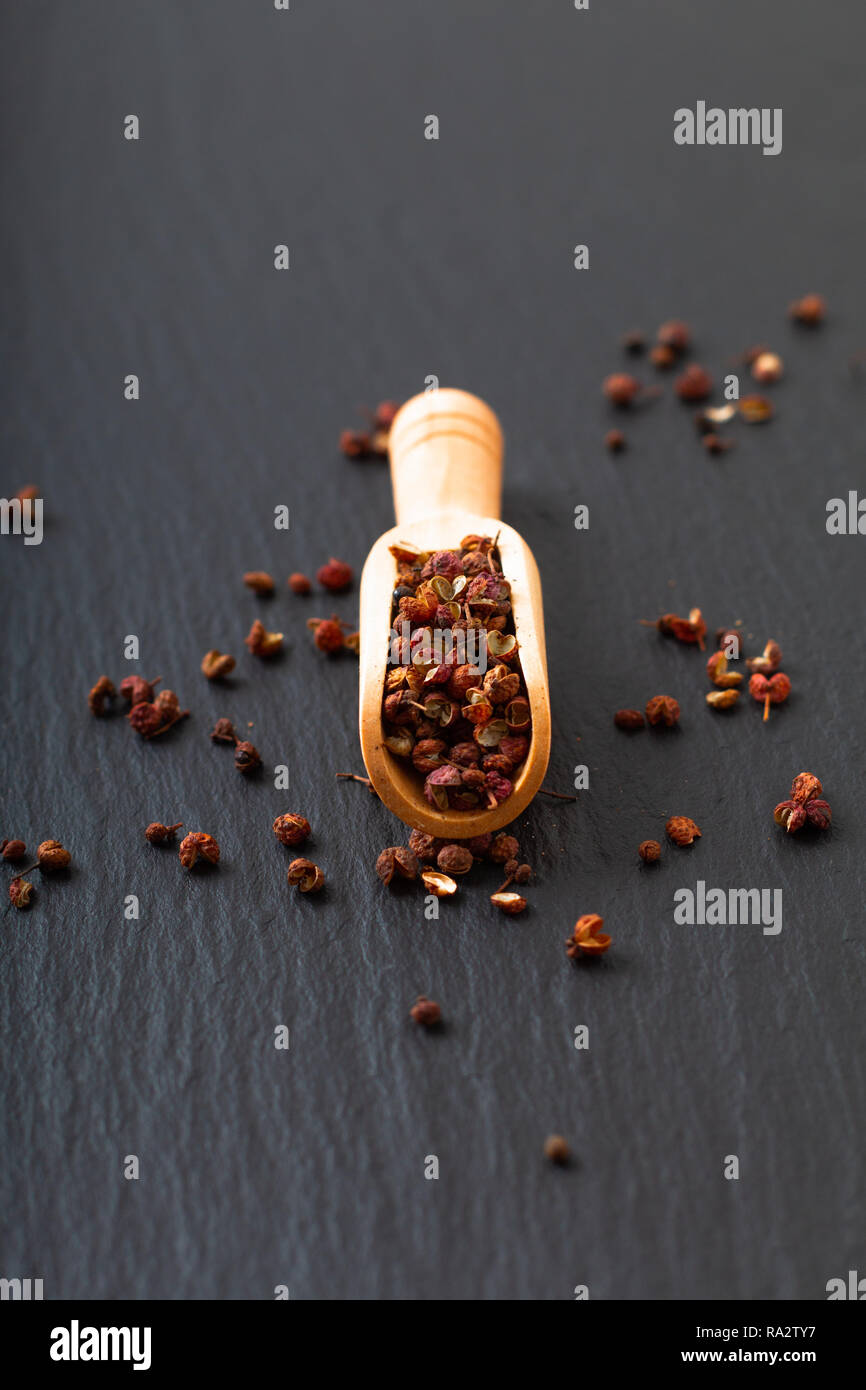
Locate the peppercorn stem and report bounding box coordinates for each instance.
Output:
[763,695,771,722]
[538,786,577,801]
[336,772,377,793]
[145,710,190,739]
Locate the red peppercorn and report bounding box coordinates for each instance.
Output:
[675,364,713,402]
[308,616,346,653]
[317,558,353,592]
[410,995,442,1027]
[789,293,825,326]
[374,400,400,431]
[340,428,372,458]
[119,674,161,707]
[1,838,27,862]
[605,428,626,452]
[603,373,641,406]
[656,320,691,353]
[288,572,311,595]
[178,832,220,868]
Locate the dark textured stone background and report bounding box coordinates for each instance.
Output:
[2,0,865,1301]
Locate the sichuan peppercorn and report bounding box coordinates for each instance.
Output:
[646,695,680,727]
[789,293,825,325]
[245,620,283,657]
[605,429,626,452]
[436,844,474,875]
[178,832,220,868]
[376,847,420,886]
[273,814,310,847]
[201,650,236,680]
[638,840,661,863]
[791,772,822,804]
[675,364,712,402]
[1,838,27,862]
[490,891,527,915]
[88,675,116,716]
[603,373,641,406]
[317,558,353,592]
[288,572,311,595]
[243,571,275,595]
[210,717,237,744]
[409,995,442,1027]
[543,1135,570,1165]
[234,740,262,773]
[9,877,34,908]
[286,858,325,892]
[307,616,347,653]
[119,674,161,707]
[340,429,372,458]
[36,839,71,870]
[665,817,701,846]
[145,821,183,844]
[565,914,611,958]
[748,671,791,721]
[489,833,519,864]
[614,708,645,730]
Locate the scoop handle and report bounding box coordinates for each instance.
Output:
[388,388,503,526]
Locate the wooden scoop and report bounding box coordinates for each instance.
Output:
[359,388,551,839]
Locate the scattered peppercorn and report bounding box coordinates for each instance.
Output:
[489,833,520,864]
[789,293,825,326]
[317,558,353,592]
[638,840,661,863]
[605,428,626,452]
[705,689,740,710]
[36,839,71,869]
[376,846,420,886]
[621,330,646,354]
[178,832,220,868]
[706,651,743,689]
[119,674,162,707]
[751,351,783,383]
[490,891,527,915]
[665,817,701,846]
[543,1134,571,1165]
[154,689,181,718]
[656,319,691,354]
[201,649,236,680]
[641,607,706,648]
[1,838,27,862]
[748,671,791,722]
[88,675,116,716]
[288,572,312,595]
[409,995,442,1027]
[9,876,34,908]
[210,717,238,744]
[408,829,441,863]
[286,858,325,892]
[738,394,774,424]
[603,372,641,406]
[702,432,735,455]
[234,740,262,773]
[245,620,283,657]
[145,821,183,844]
[307,615,352,654]
[565,914,611,958]
[243,571,275,595]
[791,772,822,804]
[746,640,782,675]
[675,364,713,402]
[421,870,458,897]
[273,814,310,847]
[649,343,677,369]
[340,428,372,458]
[646,695,680,727]
[374,400,400,431]
[436,844,474,875]
[614,708,645,730]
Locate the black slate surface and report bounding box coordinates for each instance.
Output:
[2,0,865,1301]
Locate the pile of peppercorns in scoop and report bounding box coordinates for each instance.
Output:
[381,535,530,813]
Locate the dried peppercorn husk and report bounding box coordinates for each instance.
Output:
[543,1134,571,1165]
[288,572,311,595]
[706,650,743,688]
[706,689,740,710]
[234,740,261,773]
[273,814,310,846]
[245,619,283,657]
[638,840,661,863]
[376,847,420,886]
[748,671,791,721]
[88,675,116,716]
[286,858,325,892]
[307,615,352,654]
[9,876,34,908]
[666,816,701,846]
[490,891,527,915]
[210,717,237,744]
[1,838,27,862]
[36,839,71,870]
[436,844,473,875]
[119,674,162,707]
[317,558,353,592]
[738,394,774,424]
[746,640,782,676]
[178,832,220,868]
[791,772,822,804]
[614,708,645,730]
[646,695,680,727]
[774,798,831,833]
[789,293,825,325]
[410,995,442,1026]
[675,364,713,401]
[565,914,611,958]
[145,821,183,844]
[421,870,457,897]
[201,649,236,680]
[642,607,706,649]
[243,571,275,595]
